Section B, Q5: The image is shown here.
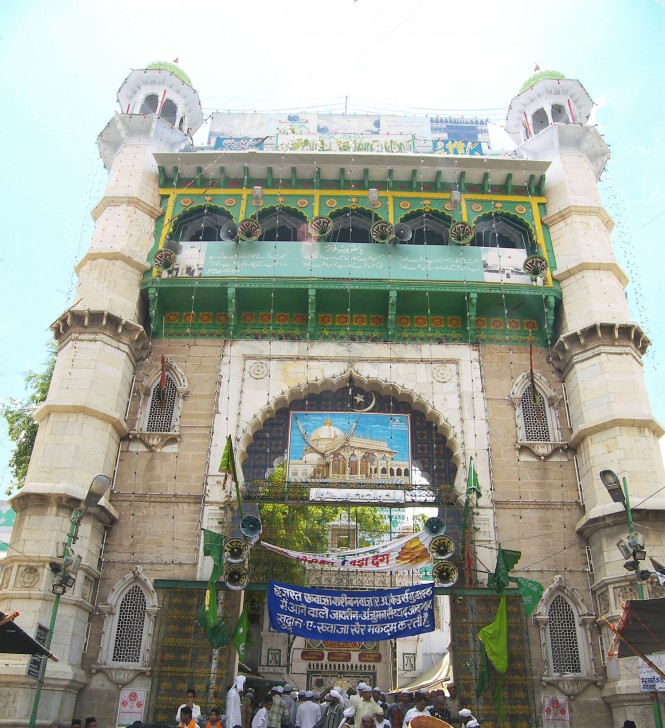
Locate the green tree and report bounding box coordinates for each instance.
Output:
[1,342,56,493]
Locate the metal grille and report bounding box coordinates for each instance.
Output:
[521,385,551,441]
[112,584,146,663]
[145,376,177,432]
[548,595,581,674]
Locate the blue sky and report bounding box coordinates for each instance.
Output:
[1,0,664,491]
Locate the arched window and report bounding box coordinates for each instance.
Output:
[112,584,147,664]
[97,566,160,671]
[171,206,234,242]
[533,576,598,698]
[257,207,308,242]
[331,209,374,243]
[139,93,159,114]
[510,372,566,460]
[398,210,451,245]
[131,358,190,452]
[160,98,178,126]
[145,375,178,433]
[548,595,581,673]
[472,213,534,251]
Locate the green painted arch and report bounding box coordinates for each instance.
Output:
[329,206,384,222]
[166,203,235,240]
[255,204,309,224]
[519,69,566,94]
[470,210,537,252]
[146,61,192,87]
[397,208,452,224]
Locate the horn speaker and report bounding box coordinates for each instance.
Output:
[225,538,249,564]
[429,535,455,560]
[393,223,413,242]
[432,561,459,588]
[220,222,240,241]
[424,516,446,537]
[240,515,262,539]
[224,564,250,591]
[164,237,183,255]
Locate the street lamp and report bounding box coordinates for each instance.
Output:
[28,474,111,728]
[599,469,663,728]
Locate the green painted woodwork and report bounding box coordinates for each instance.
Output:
[146,61,192,86]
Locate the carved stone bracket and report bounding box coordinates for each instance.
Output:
[541,675,601,699]
[129,431,181,451]
[92,665,151,687]
[51,309,149,360]
[517,440,568,460]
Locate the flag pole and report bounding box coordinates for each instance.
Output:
[598,616,665,681]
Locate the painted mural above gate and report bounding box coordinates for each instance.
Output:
[286,412,412,491]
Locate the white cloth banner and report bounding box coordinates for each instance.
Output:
[260,530,434,571]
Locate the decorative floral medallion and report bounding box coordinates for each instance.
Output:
[449,221,474,245]
[249,361,269,379]
[432,364,454,383]
[515,204,527,214]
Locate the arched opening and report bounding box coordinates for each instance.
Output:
[160,98,178,126]
[472,212,534,251]
[399,210,452,245]
[551,103,569,123]
[532,107,550,134]
[171,206,234,242]
[139,93,159,114]
[256,206,309,242]
[330,208,375,243]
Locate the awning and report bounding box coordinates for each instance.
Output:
[0,612,59,660]
[396,652,450,692]
[616,598,665,658]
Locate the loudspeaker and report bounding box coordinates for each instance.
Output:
[164,237,183,255]
[429,535,455,560]
[224,538,249,564]
[424,516,446,537]
[432,561,459,588]
[370,221,395,243]
[240,515,262,539]
[220,222,240,241]
[393,223,413,242]
[309,216,334,238]
[238,219,261,242]
[224,564,250,591]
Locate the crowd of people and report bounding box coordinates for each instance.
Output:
[173,678,480,728]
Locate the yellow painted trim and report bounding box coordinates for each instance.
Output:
[159,188,546,204]
[160,195,177,247]
[388,193,394,224]
[531,199,553,286]
[239,191,248,220]
[314,190,320,217]
[460,197,468,222]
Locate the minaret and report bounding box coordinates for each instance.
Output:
[0,63,202,723]
[507,71,665,722]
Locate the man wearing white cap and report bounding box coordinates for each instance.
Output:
[465,720,480,728]
[353,685,377,728]
[268,687,291,728]
[339,707,355,728]
[296,691,320,728]
[227,676,246,728]
[283,685,297,725]
[320,690,344,728]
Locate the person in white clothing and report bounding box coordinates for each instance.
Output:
[226,676,246,728]
[402,694,430,728]
[176,688,202,724]
[296,692,320,728]
[253,695,274,728]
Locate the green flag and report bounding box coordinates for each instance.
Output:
[196,598,229,650]
[478,594,508,673]
[515,577,545,618]
[204,579,219,627]
[219,435,237,480]
[476,641,490,698]
[488,546,522,593]
[466,457,481,499]
[232,604,249,660]
[203,530,224,572]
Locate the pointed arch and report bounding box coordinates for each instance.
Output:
[510,371,566,460]
[131,357,190,450]
[329,207,377,244]
[397,209,452,245]
[471,211,536,252]
[256,205,308,242]
[97,566,160,669]
[532,576,598,696]
[169,204,234,243]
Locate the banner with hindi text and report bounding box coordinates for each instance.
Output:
[268,581,434,641]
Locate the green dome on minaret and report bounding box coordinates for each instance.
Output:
[519,69,566,94]
[146,61,192,87]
